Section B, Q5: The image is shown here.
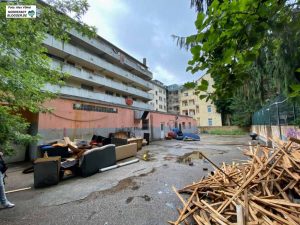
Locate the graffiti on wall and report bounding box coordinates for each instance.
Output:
[286,127,300,139]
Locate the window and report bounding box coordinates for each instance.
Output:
[182,101,188,106]
[188,122,191,129]
[184,92,188,96]
[182,122,186,129]
[196,105,199,113]
[105,90,114,96]
[189,110,195,116]
[81,84,94,91]
[155,91,158,95]
[208,118,213,126]
[159,96,162,101]
[189,100,195,105]
[73,103,117,113]
[159,105,163,109]
[116,93,120,97]
[142,119,149,130]
[156,100,158,104]
[207,105,212,113]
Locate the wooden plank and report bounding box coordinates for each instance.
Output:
[173,186,192,212]
[193,214,209,225]
[195,200,234,225]
[282,155,293,168]
[289,137,300,145]
[236,204,245,225]
[176,208,190,225]
[174,186,199,225]
[250,201,290,225]
[5,187,31,194]
[218,164,265,213]
[200,210,211,225]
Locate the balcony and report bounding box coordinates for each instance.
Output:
[51,61,153,101]
[68,29,153,80]
[45,84,152,110]
[43,35,153,91]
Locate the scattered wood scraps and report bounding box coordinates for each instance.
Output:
[169,138,300,225]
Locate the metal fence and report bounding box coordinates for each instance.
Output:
[252,95,300,126]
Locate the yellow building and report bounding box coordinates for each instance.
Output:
[179,74,222,127]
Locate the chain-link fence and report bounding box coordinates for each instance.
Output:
[252,96,300,126]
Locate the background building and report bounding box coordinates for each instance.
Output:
[179,74,222,127]
[166,84,182,114]
[148,80,167,112]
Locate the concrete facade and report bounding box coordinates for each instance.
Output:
[43,33,153,110]
[148,80,167,112]
[166,84,182,114]
[179,74,222,127]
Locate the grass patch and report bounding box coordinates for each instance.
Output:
[207,129,247,135]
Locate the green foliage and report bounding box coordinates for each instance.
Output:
[0,0,96,154]
[183,81,197,89]
[207,129,247,135]
[183,0,300,126]
[0,107,39,155]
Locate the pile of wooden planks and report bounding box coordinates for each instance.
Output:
[169,137,300,225]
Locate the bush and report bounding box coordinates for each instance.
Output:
[207,129,247,135]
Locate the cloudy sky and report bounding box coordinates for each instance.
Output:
[83,0,204,85]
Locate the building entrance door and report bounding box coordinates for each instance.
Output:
[160,123,164,139]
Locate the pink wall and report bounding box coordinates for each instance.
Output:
[39,98,197,130]
[150,112,196,129]
[39,99,136,129]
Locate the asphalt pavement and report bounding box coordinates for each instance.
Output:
[0,134,250,225]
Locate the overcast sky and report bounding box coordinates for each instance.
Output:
[83,0,204,85]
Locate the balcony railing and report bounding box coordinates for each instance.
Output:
[69,29,153,79]
[44,84,152,110]
[51,61,153,101]
[43,35,153,91]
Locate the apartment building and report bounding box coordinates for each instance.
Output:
[149,80,167,112]
[166,84,182,114]
[16,29,197,161]
[179,74,222,127]
[44,30,154,110]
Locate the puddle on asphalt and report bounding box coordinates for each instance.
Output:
[125,195,151,204]
[176,151,203,163]
[163,155,177,161]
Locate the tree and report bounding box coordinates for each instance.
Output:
[180,0,300,126]
[0,0,96,154]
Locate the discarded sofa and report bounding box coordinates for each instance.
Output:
[115,143,137,161]
[78,144,116,177]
